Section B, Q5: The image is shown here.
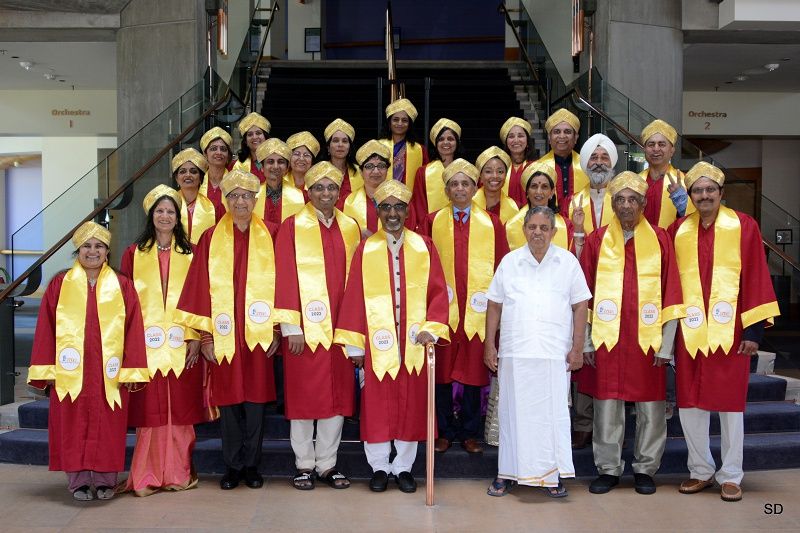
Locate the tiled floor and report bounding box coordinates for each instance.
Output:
[0,464,796,532]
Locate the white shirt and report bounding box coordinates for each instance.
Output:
[487,243,591,360]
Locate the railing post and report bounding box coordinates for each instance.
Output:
[0,297,17,405]
[424,77,431,145]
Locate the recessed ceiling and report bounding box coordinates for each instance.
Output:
[683,43,800,92]
[0,41,115,90]
[0,1,129,14]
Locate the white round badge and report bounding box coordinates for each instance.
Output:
[595,299,618,322]
[446,285,454,303]
[167,326,185,349]
[248,301,271,324]
[470,292,488,313]
[372,329,395,351]
[304,300,328,324]
[58,348,81,371]
[105,356,121,379]
[640,303,659,326]
[682,306,704,329]
[214,313,233,336]
[408,323,421,345]
[144,326,166,349]
[711,301,734,324]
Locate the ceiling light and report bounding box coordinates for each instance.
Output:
[13,161,21,167]
[44,73,56,80]
[19,61,33,70]
[764,63,780,71]
[742,67,768,75]
[735,75,748,81]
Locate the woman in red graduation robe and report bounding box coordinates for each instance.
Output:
[342,139,393,237]
[172,148,216,244]
[380,98,428,191]
[120,185,205,496]
[324,118,363,209]
[233,112,271,183]
[200,126,234,218]
[28,221,148,501]
[499,116,536,207]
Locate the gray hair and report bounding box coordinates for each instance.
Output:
[523,205,556,229]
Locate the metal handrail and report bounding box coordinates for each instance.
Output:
[244,1,280,111]
[764,239,800,274]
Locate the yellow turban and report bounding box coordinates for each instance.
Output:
[238,112,271,136]
[641,119,677,145]
[608,171,649,197]
[385,98,418,121]
[324,118,355,142]
[305,161,343,188]
[685,161,725,191]
[476,147,512,174]
[221,169,260,196]
[374,179,412,204]
[200,126,233,152]
[255,138,291,163]
[544,108,580,133]
[442,158,479,184]
[72,221,110,248]
[171,147,209,174]
[429,118,462,144]
[287,131,320,157]
[499,116,532,142]
[143,184,182,214]
[356,139,391,165]
[520,161,556,192]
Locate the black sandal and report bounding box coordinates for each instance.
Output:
[319,469,350,489]
[292,470,315,490]
[541,480,568,498]
[487,478,515,497]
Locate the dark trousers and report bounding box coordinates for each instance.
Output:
[219,401,266,471]
[436,382,482,441]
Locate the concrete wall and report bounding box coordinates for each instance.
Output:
[762,139,800,221]
[0,90,116,136]
[287,0,320,60]
[521,0,577,85]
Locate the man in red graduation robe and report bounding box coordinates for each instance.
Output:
[639,119,692,229]
[275,161,361,490]
[175,169,280,491]
[422,159,509,455]
[334,179,450,493]
[536,108,589,206]
[580,172,684,496]
[669,162,779,503]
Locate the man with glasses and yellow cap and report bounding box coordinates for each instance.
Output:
[639,119,692,228]
[175,169,280,491]
[537,108,589,206]
[579,172,684,496]
[274,161,361,491]
[233,112,271,182]
[334,179,449,493]
[28,221,149,501]
[668,162,779,503]
[380,98,428,191]
[421,159,510,455]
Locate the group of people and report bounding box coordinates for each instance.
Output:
[28,98,779,505]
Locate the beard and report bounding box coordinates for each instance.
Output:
[589,164,615,187]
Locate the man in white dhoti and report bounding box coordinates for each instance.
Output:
[484,206,591,497]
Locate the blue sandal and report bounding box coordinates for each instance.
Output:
[487,478,515,497]
[541,480,568,498]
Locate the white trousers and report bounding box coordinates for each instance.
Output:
[364,440,418,476]
[679,407,744,485]
[289,416,344,474]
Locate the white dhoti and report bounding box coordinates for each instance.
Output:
[497,357,574,487]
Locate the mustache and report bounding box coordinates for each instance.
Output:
[589,165,615,185]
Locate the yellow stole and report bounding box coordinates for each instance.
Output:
[287,204,360,351]
[568,187,614,234]
[346,166,364,192]
[253,180,306,222]
[431,204,495,341]
[53,263,126,409]
[538,151,589,197]
[344,187,381,234]
[506,209,569,251]
[423,161,449,215]
[674,206,745,358]
[639,165,696,228]
[381,139,424,192]
[133,242,193,378]
[199,175,223,198]
[182,193,216,244]
[208,213,276,363]
[473,188,519,224]
[591,216,673,353]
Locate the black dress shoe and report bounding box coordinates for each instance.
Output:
[634,473,656,495]
[220,468,241,490]
[589,474,619,494]
[369,470,389,492]
[395,471,417,493]
[243,466,264,489]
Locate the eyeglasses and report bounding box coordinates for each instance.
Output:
[377,203,408,213]
[309,183,339,193]
[227,192,256,201]
[363,162,389,171]
[292,151,313,160]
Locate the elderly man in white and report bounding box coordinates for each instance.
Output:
[484,206,591,498]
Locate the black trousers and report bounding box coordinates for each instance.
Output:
[219,401,266,471]
[436,383,482,441]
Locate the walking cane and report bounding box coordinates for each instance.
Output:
[425,341,436,506]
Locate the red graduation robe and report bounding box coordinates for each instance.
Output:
[120,244,205,427]
[29,270,147,472]
[274,215,355,420]
[668,211,778,412]
[175,221,279,406]
[507,160,533,208]
[422,208,510,387]
[578,222,683,402]
[335,232,449,442]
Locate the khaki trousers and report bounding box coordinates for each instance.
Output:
[593,399,666,477]
[290,416,344,474]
